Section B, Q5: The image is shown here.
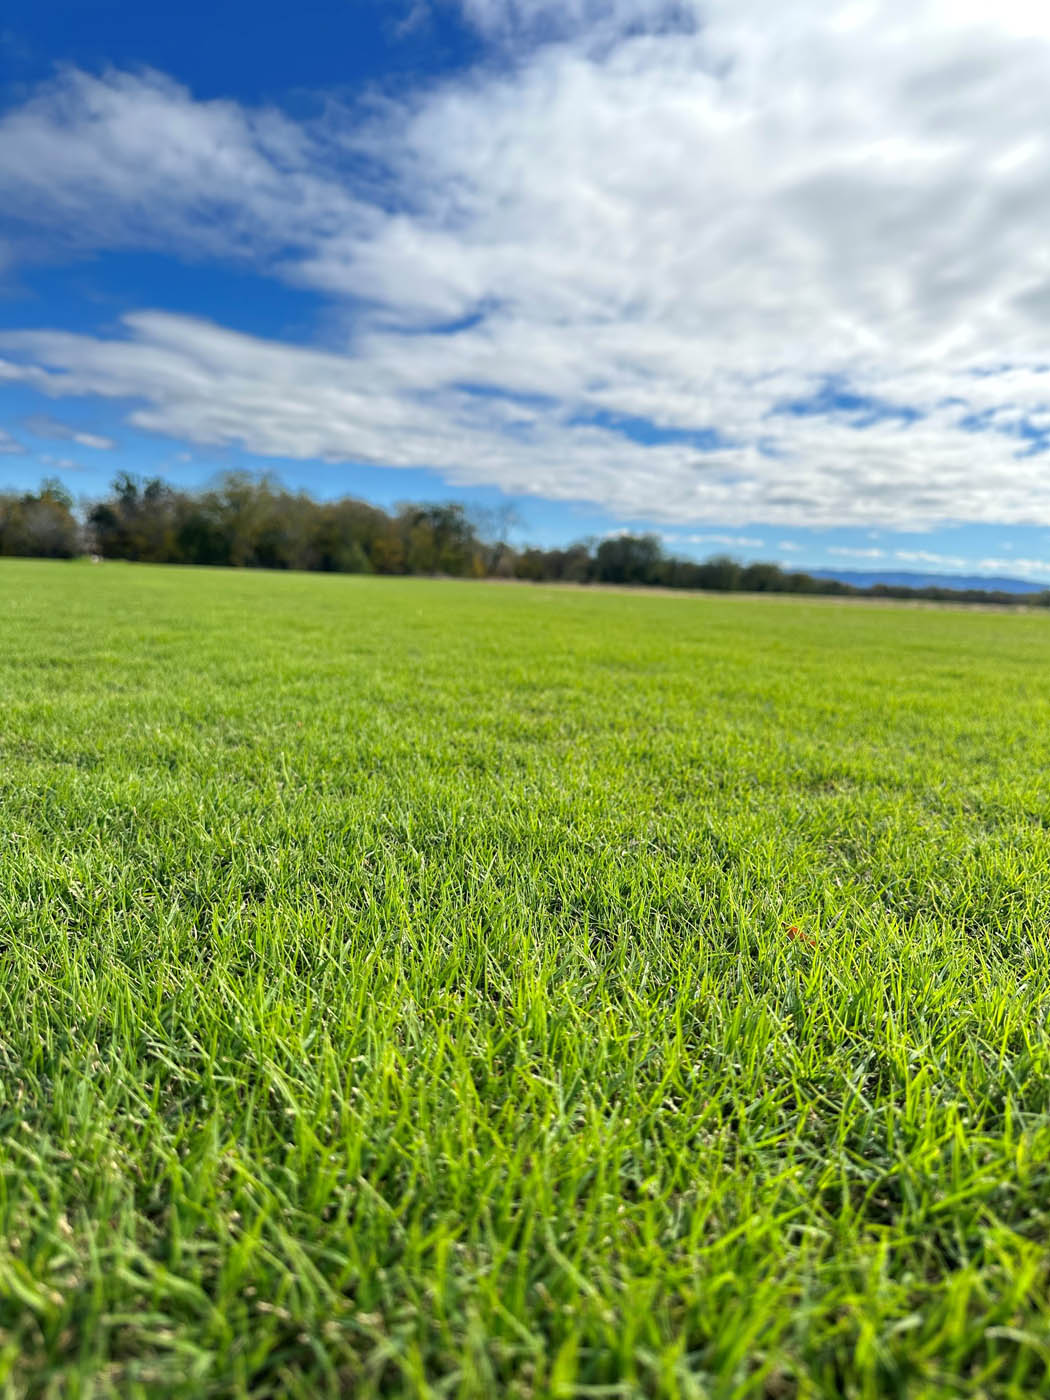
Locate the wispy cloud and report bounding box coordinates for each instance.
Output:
[394,1,433,38]
[893,549,968,568]
[5,5,1050,524]
[449,0,698,45]
[828,546,886,559]
[0,427,23,454]
[23,414,115,449]
[977,557,1050,579]
[38,452,83,471]
[680,532,765,549]
[890,548,1050,581]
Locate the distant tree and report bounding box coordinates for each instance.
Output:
[594,533,663,584]
[470,502,522,577]
[0,479,80,558]
[513,547,551,582]
[88,473,182,561]
[739,561,786,592]
[18,469,1049,608]
[693,555,742,592]
[395,503,483,576]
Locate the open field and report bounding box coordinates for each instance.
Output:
[3,560,1050,1398]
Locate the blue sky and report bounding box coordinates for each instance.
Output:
[5,0,1050,579]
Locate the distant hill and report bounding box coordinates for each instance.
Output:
[809,568,1049,595]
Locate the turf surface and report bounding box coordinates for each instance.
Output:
[2,560,1050,1398]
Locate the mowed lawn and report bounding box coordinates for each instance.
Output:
[3,560,1050,1400]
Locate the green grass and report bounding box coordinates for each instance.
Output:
[3,559,1050,1399]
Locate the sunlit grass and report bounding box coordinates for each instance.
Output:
[2,560,1050,1397]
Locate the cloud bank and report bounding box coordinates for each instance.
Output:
[3,0,1050,525]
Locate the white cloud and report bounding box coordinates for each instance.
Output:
[0,428,23,454]
[447,0,697,45]
[681,532,765,548]
[883,547,1050,581]
[828,546,886,558]
[24,415,115,449]
[977,556,1050,579]
[5,5,1050,524]
[0,67,376,273]
[893,549,968,568]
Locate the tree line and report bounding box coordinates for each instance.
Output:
[1,472,1046,607]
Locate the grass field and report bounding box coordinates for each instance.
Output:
[3,560,1050,1399]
